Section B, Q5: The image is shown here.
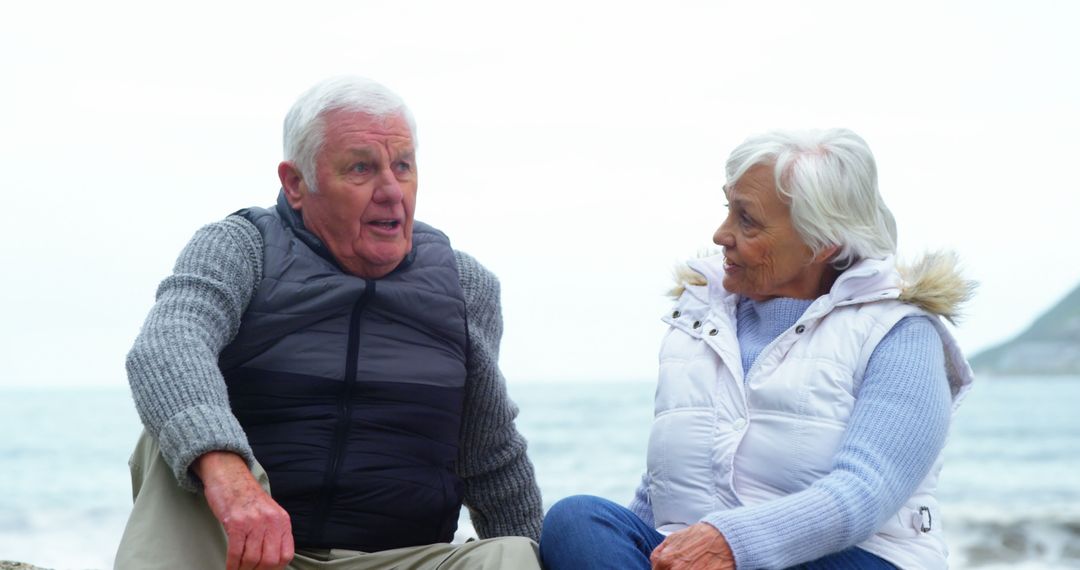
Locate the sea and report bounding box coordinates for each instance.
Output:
[2,376,1079,569]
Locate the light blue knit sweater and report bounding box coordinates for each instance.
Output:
[631,296,952,568]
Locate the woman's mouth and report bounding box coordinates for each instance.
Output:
[723,257,744,276]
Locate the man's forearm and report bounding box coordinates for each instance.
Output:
[128,217,263,490]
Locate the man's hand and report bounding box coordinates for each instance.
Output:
[650,522,736,570]
[194,451,294,570]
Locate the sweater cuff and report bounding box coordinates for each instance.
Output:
[468,460,544,541]
[627,476,655,527]
[702,490,847,570]
[156,404,255,492]
[702,510,770,570]
[704,500,814,570]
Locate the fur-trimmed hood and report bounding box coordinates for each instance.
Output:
[669,251,976,324]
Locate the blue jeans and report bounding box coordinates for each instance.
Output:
[539,495,897,570]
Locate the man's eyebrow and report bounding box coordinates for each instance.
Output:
[346,147,379,160]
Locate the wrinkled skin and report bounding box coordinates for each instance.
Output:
[195,452,294,570]
[713,164,837,301]
[279,109,417,279]
[650,523,736,570]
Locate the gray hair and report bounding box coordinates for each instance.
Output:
[283,75,417,193]
[724,128,897,269]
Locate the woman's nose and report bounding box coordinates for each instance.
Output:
[713,223,733,247]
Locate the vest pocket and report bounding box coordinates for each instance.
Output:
[647,408,720,527]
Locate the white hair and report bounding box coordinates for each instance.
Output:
[724,128,897,269]
[282,75,417,193]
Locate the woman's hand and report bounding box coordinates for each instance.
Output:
[650,523,735,570]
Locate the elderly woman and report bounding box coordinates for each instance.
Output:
[539,129,974,569]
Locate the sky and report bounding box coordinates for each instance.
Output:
[1,0,1078,388]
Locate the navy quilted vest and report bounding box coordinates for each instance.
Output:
[219,192,468,552]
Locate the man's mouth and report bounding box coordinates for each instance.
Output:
[370,219,401,230]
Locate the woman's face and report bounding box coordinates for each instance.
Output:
[712,165,831,301]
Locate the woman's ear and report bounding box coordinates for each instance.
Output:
[814,244,840,265]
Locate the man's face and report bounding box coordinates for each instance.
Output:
[283,109,417,279]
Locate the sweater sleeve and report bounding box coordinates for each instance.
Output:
[702,316,953,569]
[628,472,656,527]
[453,250,544,542]
[125,215,263,491]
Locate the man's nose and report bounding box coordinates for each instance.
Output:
[372,168,404,203]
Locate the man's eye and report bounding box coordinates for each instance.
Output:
[352,163,369,173]
[394,161,412,173]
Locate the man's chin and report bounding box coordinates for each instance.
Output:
[349,244,409,277]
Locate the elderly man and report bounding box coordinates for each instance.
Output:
[115,76,544,570]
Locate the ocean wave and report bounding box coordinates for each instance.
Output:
[949,509,1080,568]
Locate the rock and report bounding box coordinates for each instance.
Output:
[0,562,51,570]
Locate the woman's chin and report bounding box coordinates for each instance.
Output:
[721,274,743,295]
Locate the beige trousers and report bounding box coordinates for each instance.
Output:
[115,431,541,570]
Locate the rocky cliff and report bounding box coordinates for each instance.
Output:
[970,283,1080,375]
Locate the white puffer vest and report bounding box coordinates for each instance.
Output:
[646,255,974,570]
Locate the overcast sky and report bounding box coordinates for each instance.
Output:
[2,0,1078,388]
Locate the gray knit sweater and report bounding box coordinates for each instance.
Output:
[126,214,543,541]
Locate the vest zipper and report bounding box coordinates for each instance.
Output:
[310,282,375,544]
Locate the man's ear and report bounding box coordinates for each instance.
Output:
[278,161,306,210]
